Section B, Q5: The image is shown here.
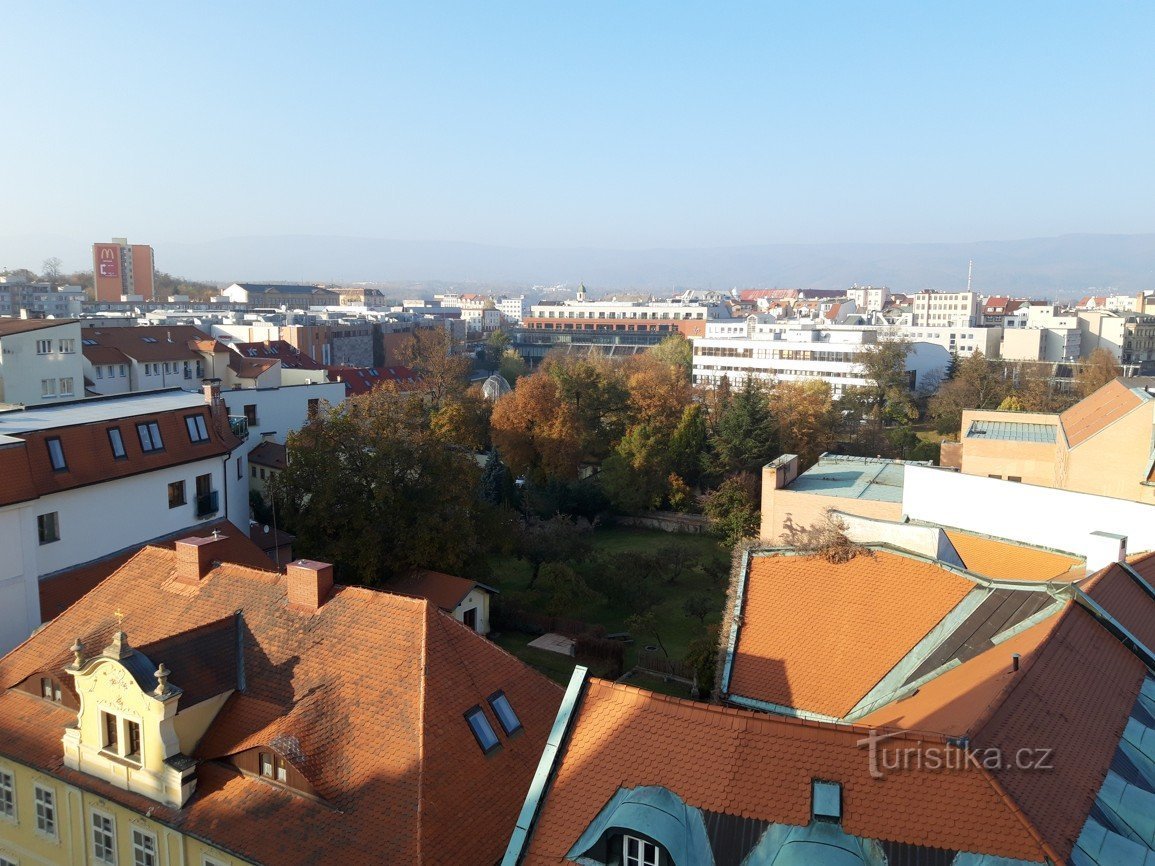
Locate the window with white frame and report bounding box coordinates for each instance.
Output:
[0,768,14,819]
[91,810,116,864]
[36,338,51,354]
[34,785,56,837]
[185,414,209,443]
[623,835,660,866]
[59,339,75,353]
[41,378,57,398]
[132,828,157,866]
[59,377,74,396]
[137,421,163,452]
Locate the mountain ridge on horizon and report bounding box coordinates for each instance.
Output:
[3,231,1154,295]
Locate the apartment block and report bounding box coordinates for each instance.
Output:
[92,237,155,302]
[0,318,85,407]
[909,290,979,327]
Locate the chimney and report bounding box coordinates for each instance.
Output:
[287,560,334,613]
[1085,531,1128,574]
[174,534,230,584]
[202,377,222,405]
[1012,653,1021,672]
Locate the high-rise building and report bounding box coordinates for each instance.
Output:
[92,237,155,301]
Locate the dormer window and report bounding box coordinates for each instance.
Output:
[259,751,288,783]
[185,414,210,443]
[40,676,62,702]
[623,835,661,866]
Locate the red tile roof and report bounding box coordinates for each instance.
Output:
[389,569,483,612]
[1060,379,1146,447]
[944,530,1083,582]
[0,540,562,865]
[517,678,1054,864]
[0,317,78,336]
[232,340,324,369]
[0,401,238,508]
[328,365,419,396]
[226,352,277,379]
[79,325,211,362]
[726,551,974,716]
[247,440,286,469]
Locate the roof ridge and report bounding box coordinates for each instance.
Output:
[974,759,1065,863]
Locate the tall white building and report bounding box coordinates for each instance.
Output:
[910,290,979,328]
[0,318,86,408]
[846,285,890,313]
[497,295,526,323]
[691,318,949,396]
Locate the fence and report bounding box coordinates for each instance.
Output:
[616,511,711,535]
[635,648,694,682]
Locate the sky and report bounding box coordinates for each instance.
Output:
[3,2,1155,259]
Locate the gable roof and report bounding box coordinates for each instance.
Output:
[232,340,325,369]
[78,325,213,362]
[389,570,487,612]
[0,317,78,337]
[0,540,562,865]
[724,550,974,717]
[1060,378,1149,448]
[328,365,419,396]
[247,440,287,470]
[512,676,1054,865]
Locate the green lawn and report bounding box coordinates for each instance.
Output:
[488,526,729,679]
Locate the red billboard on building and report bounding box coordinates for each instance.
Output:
[95,244,120,278]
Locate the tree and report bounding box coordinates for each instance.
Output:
[704,473,760,547]
[599,424,670,514]
[516,515,592,588]
[536,562,603,617]
[648,333,693,379]
[478,449,512,506]
[544,355,631,461]
[397,326,472,408]
[498,349,528,384]
[682,594,713,625]
[711,378,776,476]
[490,372,583,480]
[1076,348,1123,398]
[667,404,709,486]
[997,395,1025,411]
[268,386,481,585]
[855,336,916,426]
[625,350,692,431]
[483,330,512,370]
[683,624,720,697]
[626,610,671,659]
[430,391,491,451]
[40,257,63,284]
[779,513,872,564]
[927,351,1009,435]
[772,380,839,469]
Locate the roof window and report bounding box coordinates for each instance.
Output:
[107,427,126,459]
[137,421,164,453]
[46,437,67,471]
[82,338,97,346]
[464,706,500,753]
[141,336,158,343]
[185,414,209,443]
[488,691,522,735]
[812,779,841,822]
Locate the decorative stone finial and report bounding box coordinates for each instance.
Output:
[103,629,133,660]
[154,663,171,697]
[69,638,84,670]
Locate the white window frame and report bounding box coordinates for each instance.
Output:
[41,378,57,398]
[59,339,75,354]
[91,809,116,864]
[131,827,158,866]
[34,784,56,838]
[623,834,660,866]
[59,377,74,397]
[35,339,51,355]
[0,767,14,821]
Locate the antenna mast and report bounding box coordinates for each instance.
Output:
[966,260,974,293]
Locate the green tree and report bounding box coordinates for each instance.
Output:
[668,404,709,486]
[479,449,511,506]
[855,336,916,426]
[710,378,776,476]
[704,473,760,547]
[498,349,528,384]
[516,515,592,588]
[627,609,671,659]
[536,562,603,617]
[928,351,1009,435]
[648,333,693,379]
[683,625,720,698]
[483,330,512,369]
[772,380,839,469]
[682,594,713,625]
[269,386,481,585]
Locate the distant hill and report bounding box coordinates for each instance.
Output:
[4,233,1154,296]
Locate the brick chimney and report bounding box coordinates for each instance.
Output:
[174,533,230,584]
[287,560,334,613]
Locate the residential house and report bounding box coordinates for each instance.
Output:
[0,534,563,865]
[0,388,241,652]
[327,365,419,396]
[220,282,340,306]
[0,319,85,407]
[80,325,214,395]
[909,289,979,327]
[231,340,329,386]
[247,438,285,499]
[388,570,496,635]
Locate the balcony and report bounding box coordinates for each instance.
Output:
[195,491,220,519]
[228,415,249,441]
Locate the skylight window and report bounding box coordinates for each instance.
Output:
[82,338,97,346]
[185,414,209,443]
[464,706,500,753]
[46,437,67,471]
[141,336,158,343]
[137,421,163,452]
[487,691,522,735]
[107,428,126,459]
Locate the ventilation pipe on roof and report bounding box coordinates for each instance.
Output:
[1012,653,1021,672]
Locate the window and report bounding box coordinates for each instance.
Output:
[464,706,500,753]
[37,512,60,545]
[0,768,13,819]
[92,811,116,864]
[1008,476,1022,483]
[137,421,163,452]
[34,785,56,837]
[40,677,61,702]
[168,481,186,509]
[59,377,74,396]
[103,711,119,751]
[488,691,522,735]
[251,465,257,478]
[59,339,75,353]
[185,414,209,443]
[259,751,288,783]
[132,829,157,866]
[623,835,660,866]
[108,428,126,459]
[96,365,105,379]
[36,338,51,354]
[236,457,243,480]
[41,378,57,398]
[120,364,127,377]
[243,404,258,426]
[46,437,67,471]
[125,720,141,761]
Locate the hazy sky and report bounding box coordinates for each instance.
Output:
[3,2,1154,252]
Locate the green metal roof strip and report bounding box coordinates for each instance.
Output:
[719,548,752,699]
[501,665,589,866]
[965,420,1058,443]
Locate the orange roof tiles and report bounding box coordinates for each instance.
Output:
[1060,378,1147,447]
[389,569,481,611]
[78,325,211,362]
[0,541,562,865]
[1083,561,1155,652]
[518,678,1052,864]
[726,551,974,717]
[945,530,1083,582]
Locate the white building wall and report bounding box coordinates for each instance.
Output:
[894,325,1003,358]
[454,587,491,635]
[0,508,38,654]
[0,323,86,406]
[902,465,1155,559]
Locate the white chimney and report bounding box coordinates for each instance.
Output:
[1085,532,1127,574]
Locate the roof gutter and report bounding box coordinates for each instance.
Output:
[501,665,589,866]
[718,547,752,698]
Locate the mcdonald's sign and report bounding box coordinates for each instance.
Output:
[95,244,121,278]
